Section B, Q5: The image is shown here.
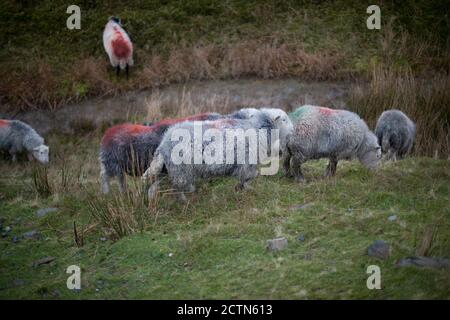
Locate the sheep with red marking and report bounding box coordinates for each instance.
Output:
[103,17,134,78]
[283,105,381,182]
[0,119,49,164]
[99,113,221,193]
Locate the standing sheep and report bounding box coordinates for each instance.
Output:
[283,106,381,182]
[0,119,49,164]
[143,112,276,202]
[103,17,133,78]
[230,107,293,154]
[99,113,221,193]
[375,109,416,161]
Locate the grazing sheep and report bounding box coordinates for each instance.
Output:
[375,109,416,161]
[99,113,221,193]
[230,107,294,154]
[0,119,49,164]
[143,112,276,202]
[284,106,381,182]
[103,17,133,78]
[289,105,319,123]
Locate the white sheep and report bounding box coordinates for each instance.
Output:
[0,119,49,164]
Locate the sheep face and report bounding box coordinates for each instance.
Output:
[32,145,49,165]
[358,132,381,169]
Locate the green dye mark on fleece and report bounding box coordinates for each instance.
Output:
[289,105,315,122]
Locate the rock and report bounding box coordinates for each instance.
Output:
[12,279,25,287]
[367,240,391,259]
[388,215,397,221]
[3,226,11,232]
[36,207,58,218]
[22,230,40,239]
[266,237,288,252]
[33,256,55,267]
[297,234,305,242]
[396,256,450,269]
[289,203,313,211]
[1,232,8,238]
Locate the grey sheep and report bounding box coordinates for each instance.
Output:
[0,119,49,164]
[283,105,381,182]
[99,113,222,194]
[375,109,416,161]
[143,112,276,202]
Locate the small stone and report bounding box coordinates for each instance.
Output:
[367,240,391,259]
[36,207,58,218]
[1,232,8,238]
[12,236,19,243]
[266,237,288,252]
[22,230,40,239]
[33,256,56,267]
[168,252,173,257]
[99,237,107,242]
[388,215,397,222]
[13,279,25,287]
[4,226,11,232]
[297,234,305,242]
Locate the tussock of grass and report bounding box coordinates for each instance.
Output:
[0,135,449,299]
[0,0,448,110]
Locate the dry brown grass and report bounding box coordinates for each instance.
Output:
[348,66,449,158]
[0,39,344,111]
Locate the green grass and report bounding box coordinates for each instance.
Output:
[0,135,449,299]
[1,0,448,109]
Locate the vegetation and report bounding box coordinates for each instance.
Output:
[0,0,448,110]
[0,134,449,299]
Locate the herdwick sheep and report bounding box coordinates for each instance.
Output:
[142,112,276,202]
[0,119,49,164]
[284,105,381,182]
[375,109,416,161]
[103,17,133,78]
[99,113,221,193]
[230,107,294,154]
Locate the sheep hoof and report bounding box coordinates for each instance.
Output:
[294,177,305,184]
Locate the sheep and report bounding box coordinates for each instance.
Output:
[0,119,49,164]
[230,107,294,154]
[375,109,416,161]
[103,17,133,79]
[99,113,221,193]
[142,112,276,202]
[283,105,381,182]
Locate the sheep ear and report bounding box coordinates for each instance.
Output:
[274,115,281,121]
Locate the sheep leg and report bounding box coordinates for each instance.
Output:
[282,151,292,177]
[9,150,17,162]
[291,156,305,183]
[100,163,110,194]
[325,158,338,177]
[118,173,126,193]
[27,152,34,162]
[125,64,129,80]
[116,65,120,77]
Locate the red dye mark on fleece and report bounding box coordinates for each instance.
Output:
[0,119,10,127]
[111,28,131,59]
[102,124,155,147]
[153,113,215,127]
[210,118,237,129]
[318,107,337,116]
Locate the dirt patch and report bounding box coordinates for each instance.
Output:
[0,79,349,135]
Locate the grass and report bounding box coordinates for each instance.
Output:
[0,0,448,110]
[0,134,449,299]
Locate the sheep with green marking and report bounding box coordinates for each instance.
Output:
[284,105,381,182]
